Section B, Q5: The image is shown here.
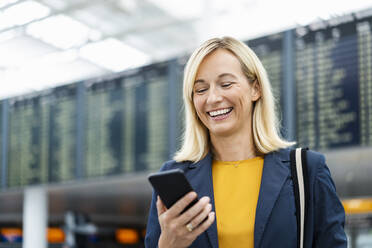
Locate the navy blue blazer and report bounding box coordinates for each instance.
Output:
[145,148,347,248]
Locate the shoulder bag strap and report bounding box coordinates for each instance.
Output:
[290,148,310,248]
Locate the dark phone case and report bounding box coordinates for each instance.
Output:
[148,169,198,210]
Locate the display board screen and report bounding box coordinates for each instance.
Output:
[7,95,49,186]
[84,63,169,178]
[248,33,284,107]
[296,15,372,150]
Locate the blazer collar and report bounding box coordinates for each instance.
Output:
[254,149,290,248]
[184,153,218,248]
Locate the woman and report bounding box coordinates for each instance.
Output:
[145,37,347,248]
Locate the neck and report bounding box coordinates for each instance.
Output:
[210,130,256,161]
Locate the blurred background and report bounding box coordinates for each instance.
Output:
[0,0,372,247]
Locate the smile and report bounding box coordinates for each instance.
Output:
[207,107,233,117]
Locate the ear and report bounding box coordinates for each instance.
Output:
[251,80,261,101]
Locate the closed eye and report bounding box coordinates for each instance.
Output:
[195,88,207,94]
[221,82,233,88]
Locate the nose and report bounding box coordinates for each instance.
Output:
[206,86,223,104]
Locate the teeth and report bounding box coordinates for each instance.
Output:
[209,108,232,117]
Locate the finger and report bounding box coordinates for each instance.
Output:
[156,196,167,216]
[166,192,198,218]
[192,211,215,237]
[188,203,212,229]
[178,196,210,225]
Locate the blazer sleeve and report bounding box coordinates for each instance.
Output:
[313,155,348,247]
[144,161,175,248]
[144,189,161,248]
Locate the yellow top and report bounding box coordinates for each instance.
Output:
[212,156,264,248]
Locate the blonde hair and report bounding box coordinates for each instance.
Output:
[173,36,295,162]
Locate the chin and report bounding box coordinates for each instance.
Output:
[209,126,235,137]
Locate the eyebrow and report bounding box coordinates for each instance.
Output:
[218,73,238,79]
[194,73,238,84]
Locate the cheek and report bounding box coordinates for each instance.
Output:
[237,95,252,116]
[193,98,204,115]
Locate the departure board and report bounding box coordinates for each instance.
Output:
[357,18,372,146]
[295,16,372,150]
[7,95,49,187]
[145,64,169,170]
[48,85,77,182]
[247,34,283,107]
[85,78,125,178]
[84,63,169,177]
[174,58,187,151]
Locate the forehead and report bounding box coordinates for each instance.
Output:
[195,48,243,79]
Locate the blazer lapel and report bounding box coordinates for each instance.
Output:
[254,151,290,248]
[184,153,218,248]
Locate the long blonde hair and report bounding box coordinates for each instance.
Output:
[173,37,295,162]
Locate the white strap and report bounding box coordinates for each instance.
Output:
[295,148,305,248]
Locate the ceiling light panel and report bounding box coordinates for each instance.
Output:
[147,0,204,19]
[0,35,56,67]
[132,30,181,60]
[0,0,50,30]
[72,4,130,35]
[38,0,69,10]
[0,0,19,9]
[121,35,153,54]
[26,14,102,49]
[0,58,107,99]
[79,38,151,72]
[0,29,20,43]
[159,22,197,44]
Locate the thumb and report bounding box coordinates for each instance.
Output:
[156,196,167,216]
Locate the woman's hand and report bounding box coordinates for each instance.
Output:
[157,192,215,248]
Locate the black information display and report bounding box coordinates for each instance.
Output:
[296,15,372,150]
[173,58,187,153]
[247,34,284,108]
[48,85,77,182]
[85,78,126,177]
[6,85,77,187]
[143,65,169,171]
[84,63,169,177]
[7,95,49,187]
[357,18,372,146]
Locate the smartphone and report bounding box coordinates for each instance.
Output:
[148,169,198,211]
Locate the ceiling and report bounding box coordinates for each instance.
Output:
[1,0,372,99]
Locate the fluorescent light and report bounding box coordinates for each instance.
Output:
[147,0,203,19]
[0,0,18,9]
[0,29,18,43]
[32,50,79,67]
[118,0,138,13]
[26,14,101,49]
[0,54,105,99]
[0,0,50,30]
[79,38,150,72]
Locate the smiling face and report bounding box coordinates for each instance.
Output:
[193,48,260,139]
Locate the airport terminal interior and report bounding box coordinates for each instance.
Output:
[1,0,372,247]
